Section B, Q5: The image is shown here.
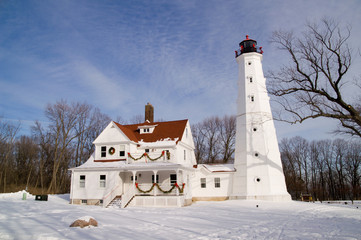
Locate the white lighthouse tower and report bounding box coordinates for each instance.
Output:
[231,36,291,201]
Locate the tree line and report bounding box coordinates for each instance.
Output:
[280,137,361,201]
[0,100,111,194]
[0,102,360,201]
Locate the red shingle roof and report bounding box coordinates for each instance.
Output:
[114,119,188,143]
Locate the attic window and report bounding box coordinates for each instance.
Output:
[138,124,157,134]
[101,146,106,157]
[119,145,125,157]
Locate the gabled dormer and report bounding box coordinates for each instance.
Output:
[138,121,158,134]
[92,121,136,161]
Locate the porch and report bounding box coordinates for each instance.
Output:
[102,164,191,208]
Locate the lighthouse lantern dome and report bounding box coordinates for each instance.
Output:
[235,35,263,58]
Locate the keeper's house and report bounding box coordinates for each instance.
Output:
[69,103,234,208]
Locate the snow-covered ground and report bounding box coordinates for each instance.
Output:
[1,191,361,240]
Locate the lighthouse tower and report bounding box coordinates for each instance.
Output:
[231,36,291,201]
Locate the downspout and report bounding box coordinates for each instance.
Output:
[70,170,74,204]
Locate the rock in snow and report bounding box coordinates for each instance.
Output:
[69,216,98,228]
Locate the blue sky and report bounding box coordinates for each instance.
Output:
[1,0,360,140]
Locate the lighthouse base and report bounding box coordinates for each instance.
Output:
[230,194,291,202]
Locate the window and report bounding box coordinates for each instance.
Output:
[214,177,221,188]
[201,178,206,188]
[100,175,106,188]
[119,145,125,157]
[186,128,188,138]
[255,152,259,157]
[249,77,253,83]
[152,174,159,184]
[130,175,138,181]
[184,150,186,161]
[80,175,85,188]
[101,146,106,157]
[250,95,255,102]
[248,61,252,65]
[165,150,170,160]
[170,174,177,185]
[81,199,87,204]
[253,127,257,132]
[145,149,149,153]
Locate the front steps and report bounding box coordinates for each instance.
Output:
[107,196,122,208]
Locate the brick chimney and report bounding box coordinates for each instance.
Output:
[145,103,154,123]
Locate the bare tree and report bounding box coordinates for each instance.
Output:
[129,114,144,124]
[15,136,39,190]
[279,137,306,199]
[191,122,207,164]
[344,141,361,201]
[268,18,361,137]
[0,119,20,192]
[72,105,111,167]
[192,115,236,164]
[219,115,236,163]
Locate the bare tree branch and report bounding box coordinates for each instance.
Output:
[267,18,361,137]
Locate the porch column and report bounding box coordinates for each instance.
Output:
[153,170,158,196]
[132,171,137,186]
[176,169,180,196]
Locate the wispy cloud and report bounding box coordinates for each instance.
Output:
[0,0,360,139]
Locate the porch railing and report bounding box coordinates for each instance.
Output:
[102,183,122,208]
[121,184,136,208]
[127,151,172,164]
[135,183,183,196]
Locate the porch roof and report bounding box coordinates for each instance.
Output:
[70,153,191,172]
[202,164,236,172]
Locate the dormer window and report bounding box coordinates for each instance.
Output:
[138,124,157,134]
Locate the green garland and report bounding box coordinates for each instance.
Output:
[135,182,185,194]
[128,151,165,161]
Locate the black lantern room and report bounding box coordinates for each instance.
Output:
[235,35,263,58]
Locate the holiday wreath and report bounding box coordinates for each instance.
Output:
[108,147,115,155]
